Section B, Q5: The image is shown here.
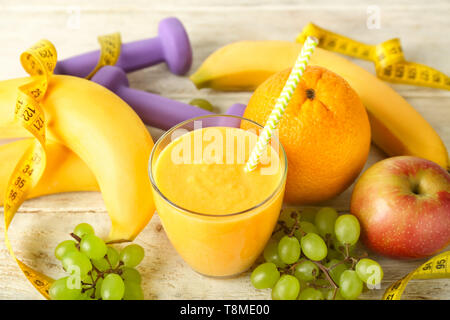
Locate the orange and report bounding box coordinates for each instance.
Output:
[242,66,371,204]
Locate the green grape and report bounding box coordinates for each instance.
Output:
[278,208,298,228]
[278,235,301,264]
[189,98,214,112]
[123,281,144,300]
[250,262,280,289]
[331,237,356,256]
[120,244,145,268]
[101,274,125,300]
[82,270,97,283]
[263,239,286,268]
[310,279,331,295]
[121,267,142,284]
[298,287,324,300]
[80,234,107,260]
[299,207,317,223]
[54,240,77,260]
[294,221,319,241]
[92,257,109,271]
[300,221,319,234]
[49,277,81,300]
[271,275,300,300]
[324,288,344,300]
[79,289,95,300]
[81,271,98,286]
[106,246,120,267]
[294,260,319,281]
[297,279,308,291]
[326,259,348,284]
[73,223,95,238]
[331,237,345,252]
[62,251,92,277]
[355,258,384,286]
[314,207,338,237]
[313,278,330,287]
[293,230,303,241]
[335,214,360,245]
[271,230,285,241]
[327,249,342,261]
[92,247,120,271]
[95,278,103,299]
[80,274,92,288]
[300,233,327,261]
[339,270,363,300]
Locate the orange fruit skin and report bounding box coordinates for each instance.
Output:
[243,66,371,204]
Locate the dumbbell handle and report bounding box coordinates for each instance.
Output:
[117,86,246,130]
[91,66,245,130]
[54,17,192,77]
[55,38,164,77]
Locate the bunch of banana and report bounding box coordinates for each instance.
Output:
[0,139,98,206]
[0,75,155,241]
[190,41,449,170]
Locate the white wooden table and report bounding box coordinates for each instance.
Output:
[0,0,449,299]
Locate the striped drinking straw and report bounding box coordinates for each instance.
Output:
[245,36,319,172]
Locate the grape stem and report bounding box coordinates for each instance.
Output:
[288,219,299,237]
[328,259,347,270]
[276,211,372,300]
[70,232,82,242]
[307,282,332,290]
[105,254,113,269]
[310,260,339,290]
[286,259,304,273]
[341,243,368,269]
[345,243,350,258]
[82,256,125,299]
[280,219,339,300]
[273,221,290,235]
[283,256,339,298]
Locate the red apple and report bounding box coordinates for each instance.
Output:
[351,156,450,259]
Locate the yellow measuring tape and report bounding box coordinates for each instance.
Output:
[297,23,450,299]
[3,34,121,299]
[3,31,447,301]
[4,39,55,299]
[383,250,449,300]
[297,23,450,90]
[86,33,121,79]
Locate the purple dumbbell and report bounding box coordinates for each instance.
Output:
[54,17,192,77]
[91,66,246,130]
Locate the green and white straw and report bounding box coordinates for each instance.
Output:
[245,36,319,172]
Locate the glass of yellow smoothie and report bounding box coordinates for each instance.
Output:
[149,115,287,277]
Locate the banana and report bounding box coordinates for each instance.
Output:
[0,139,99,206]
[190,41,449,169]
[0,126,30,139]
[0,75,155,241]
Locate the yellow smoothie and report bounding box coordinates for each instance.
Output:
[150,126,286,276]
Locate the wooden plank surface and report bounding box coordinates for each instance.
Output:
[0,0,449,300]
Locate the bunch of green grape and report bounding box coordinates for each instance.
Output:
[251,207,384,300]
[49,223,145,300]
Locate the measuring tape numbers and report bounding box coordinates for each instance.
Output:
[297,23,450,90]
[383,250,449,300]
[3,33,121,299]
